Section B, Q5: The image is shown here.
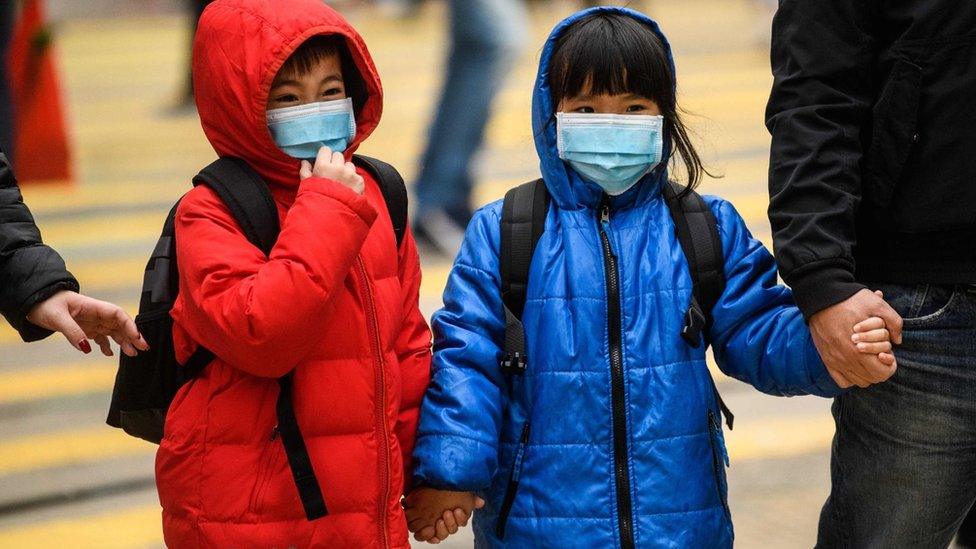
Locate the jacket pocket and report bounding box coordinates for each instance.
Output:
[707,410,731,521]
[865,58,924,209]
[495,421,530,540]
[248,427,280,515]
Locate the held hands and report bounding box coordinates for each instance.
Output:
[811,289,902,389]
[27,290,148,357]
[404,488,485,544]
[299,146,365,195]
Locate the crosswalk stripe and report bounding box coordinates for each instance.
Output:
[21,182,184,213]
[0,428,152,477]
[0,505,162,548]
[727,416,835,462]
[0,361,116,404]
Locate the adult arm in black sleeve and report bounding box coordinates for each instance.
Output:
[0,149,80,341]
[764,0,876,319]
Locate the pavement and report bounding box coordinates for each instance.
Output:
[0,1,941,547]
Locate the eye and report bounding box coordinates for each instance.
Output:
[626,104,647,113]
[321,87,343,98]
[574,106,595,114]
[274,93,299,103]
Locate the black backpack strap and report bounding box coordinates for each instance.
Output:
[663,181,733,429]
[276,375,328,519]
[192,157,327,520]
[193,157,280,255]
[352,154,408,249]
[663,181,725,348]
[498,179,549,376]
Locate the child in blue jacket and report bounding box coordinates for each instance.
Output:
[405,8,895,548]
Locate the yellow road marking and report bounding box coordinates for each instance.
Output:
[37,212,164,250]
[0,505,162,549]
[20,182,184,213]
[727,416,835,462]
[0,361,116,405]
[0,427,152,477]
[70,257,147,293]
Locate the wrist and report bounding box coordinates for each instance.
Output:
[786,263,864,321]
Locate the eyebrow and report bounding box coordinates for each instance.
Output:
[320,74,344,85]
[270,73,344,90]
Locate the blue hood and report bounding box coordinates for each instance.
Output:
[532,7,677,210]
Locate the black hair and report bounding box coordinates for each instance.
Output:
[276,35,368,115]
[548,12,713,191]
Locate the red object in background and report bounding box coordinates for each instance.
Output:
[6,0,73,184]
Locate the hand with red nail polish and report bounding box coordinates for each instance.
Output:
[27,291,148,357]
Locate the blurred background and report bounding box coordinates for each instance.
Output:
[0,0,878,547]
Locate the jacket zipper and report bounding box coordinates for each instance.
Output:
[248,427,280,514]
[495,421,531,539]
[358,257,391,549]
[707,410,731,518]
[598,199,636,549]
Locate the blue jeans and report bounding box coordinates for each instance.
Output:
[817,283,976,548]
[413,0,526,218]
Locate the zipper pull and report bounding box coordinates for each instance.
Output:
[271,425,280,441]
[601,204,610,224]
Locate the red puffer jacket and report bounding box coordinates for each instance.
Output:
[154,1,432,547]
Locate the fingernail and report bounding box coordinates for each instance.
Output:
[852,334,860,342]
[78,340,92,354]
[857,343,866,351]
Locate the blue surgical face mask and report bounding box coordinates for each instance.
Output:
[556,112,664,196]
[266,97,356,160]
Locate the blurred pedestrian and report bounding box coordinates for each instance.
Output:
[0,149,147,356]
[411,0,527,256]
[169,0,212,113]
[766,0,976,546]
[0,2,16,158]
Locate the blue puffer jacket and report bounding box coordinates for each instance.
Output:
[413,7,842,548]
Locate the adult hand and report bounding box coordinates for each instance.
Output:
[808,288,902,388]
[27,291,148,357]
[299,146,365,195]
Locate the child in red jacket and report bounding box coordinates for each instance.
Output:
[154,1,435,546]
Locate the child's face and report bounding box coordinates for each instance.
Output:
[267,53,346,110]
[558,90,660,116]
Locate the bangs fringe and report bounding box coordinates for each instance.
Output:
[549,13,673,106]
[277,35,343,81]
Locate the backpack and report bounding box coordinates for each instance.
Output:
[497,179,733,425]
[106,154,407,521]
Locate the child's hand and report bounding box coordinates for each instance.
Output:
[404,487,485,544]
[852,315,897,370]
[300,146,365,195]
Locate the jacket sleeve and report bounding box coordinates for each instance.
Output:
[412,205,507,492]
[173,176,377,377]
[0,150,80,342]
[392,225,433,493]
[707,199,842,398]
[764,0,876,318]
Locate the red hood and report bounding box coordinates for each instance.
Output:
[193,0,383,190]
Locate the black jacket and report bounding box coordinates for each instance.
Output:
[765,0,976,318]
[0,150,79,341]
